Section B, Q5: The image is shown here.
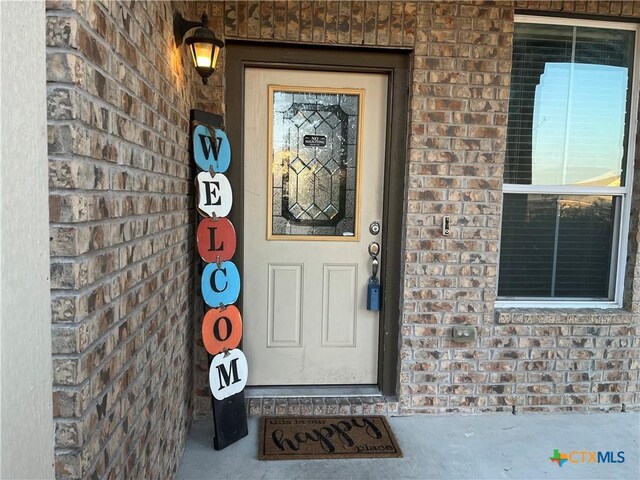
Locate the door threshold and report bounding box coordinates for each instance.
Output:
[245,385,381,398]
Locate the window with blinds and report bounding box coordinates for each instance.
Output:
[498,19,636,303]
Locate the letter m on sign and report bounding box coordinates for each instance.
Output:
[216,358,241,390]
[209,348,247,400]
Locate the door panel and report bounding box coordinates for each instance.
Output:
[267,264,303,347]
[322,264,358,347]
[244,68,388,385]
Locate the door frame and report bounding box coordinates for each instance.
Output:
[225,41,410,396]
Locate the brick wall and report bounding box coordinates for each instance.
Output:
[193,0,640,417]
[46,0,202,477]
[41,0,640,474]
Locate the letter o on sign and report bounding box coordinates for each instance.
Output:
[209,349,248,400]
[202,305,242,355]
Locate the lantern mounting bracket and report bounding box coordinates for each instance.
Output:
[173,12,206,48]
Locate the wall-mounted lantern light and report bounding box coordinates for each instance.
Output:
[174,12,224,85]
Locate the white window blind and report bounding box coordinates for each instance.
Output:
[498,19,636,304]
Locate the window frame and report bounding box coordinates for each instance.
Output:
[496,15,640,309]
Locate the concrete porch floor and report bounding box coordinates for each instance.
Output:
[177,413,640,479]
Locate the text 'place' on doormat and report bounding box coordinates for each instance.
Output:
[258,416,403,460]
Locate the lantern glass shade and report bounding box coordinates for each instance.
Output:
[190,41,220,70]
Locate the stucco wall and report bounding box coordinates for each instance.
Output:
[193,0,640,416]
[0,1,55,478]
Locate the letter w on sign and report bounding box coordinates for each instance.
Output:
[200,132,222,161]
[193,124,231,173]
[209,349,248,400]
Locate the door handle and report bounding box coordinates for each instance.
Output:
[368,242,380,280]
[367,242,381,311]
[371,257,379,279]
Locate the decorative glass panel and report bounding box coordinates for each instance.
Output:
[269,86,362,239]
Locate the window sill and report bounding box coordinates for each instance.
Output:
[494,307,634,325]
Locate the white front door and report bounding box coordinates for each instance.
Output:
[243,67,388,385]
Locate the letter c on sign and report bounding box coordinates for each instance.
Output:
[201,261,240,307]
[212,267,228,293]
[202,305,243,355]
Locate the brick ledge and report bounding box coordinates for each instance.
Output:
[495,308,634,325]
[246,396,399,417]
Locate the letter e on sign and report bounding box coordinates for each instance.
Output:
[196,171,232,218]
[197,217,237,263]
[209,349,248,400]
[202,305,243,355]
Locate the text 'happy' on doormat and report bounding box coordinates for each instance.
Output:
[258,416,403,460]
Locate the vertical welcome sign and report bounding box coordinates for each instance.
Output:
[191,110,248,450]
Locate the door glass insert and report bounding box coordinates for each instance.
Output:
[268,86,363,240]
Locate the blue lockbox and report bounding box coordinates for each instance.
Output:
[367,277,381,311]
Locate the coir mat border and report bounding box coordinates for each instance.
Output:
[258,415,403,460]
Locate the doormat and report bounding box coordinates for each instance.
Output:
[258,416,402,460]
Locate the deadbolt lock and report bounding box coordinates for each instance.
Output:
[369,221,381,235]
